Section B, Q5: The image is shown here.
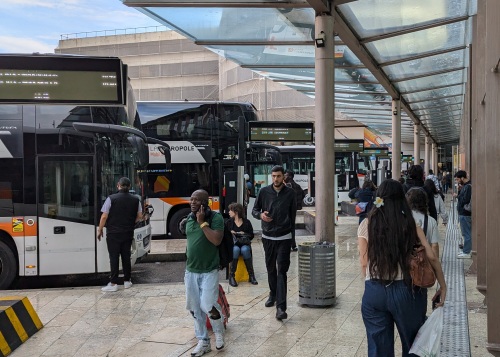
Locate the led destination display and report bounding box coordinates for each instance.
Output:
[249,121,314,142]
[0,55,124,104]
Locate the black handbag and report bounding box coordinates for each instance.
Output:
[233,233,251,246]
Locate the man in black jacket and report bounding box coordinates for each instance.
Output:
[284,170,305,251]
[97,177,142,292]
[252,166,296,321]
[402,165,438,220]
[453,170,472,258]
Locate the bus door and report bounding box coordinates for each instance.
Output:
[37,156,96,275]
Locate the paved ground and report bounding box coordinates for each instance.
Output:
[1,211,488,357]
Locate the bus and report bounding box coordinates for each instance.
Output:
[278,141,369,204]
[0,54,156,289]
[137,101,279,238]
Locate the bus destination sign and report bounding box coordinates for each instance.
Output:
[0,55,124,105]
[335,140,364,152]
[249,121,314,142]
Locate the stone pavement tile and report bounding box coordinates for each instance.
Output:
[73,337,115,357]
[40,336,87,356]
[114,340,189,357]
[318,344,357,357]
[146,326,194,344]
[44,307,88,327]
[120,322,158,340]
[9,326,69,357]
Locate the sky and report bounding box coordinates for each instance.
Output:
[0,0,160,53]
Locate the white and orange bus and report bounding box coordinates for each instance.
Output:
[137,101,279,238]
[0,54,155,288]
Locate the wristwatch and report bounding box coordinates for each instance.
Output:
[199,222,209,229]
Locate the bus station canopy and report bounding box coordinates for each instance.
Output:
[122,0,476,145]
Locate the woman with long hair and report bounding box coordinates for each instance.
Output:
[358,179,447,356]
[424,178,448,226]
[227,202,258,287]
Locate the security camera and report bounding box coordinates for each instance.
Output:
[393,110,398,115]
[315,31,326,48]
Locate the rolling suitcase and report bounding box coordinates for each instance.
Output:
[206,284,230,329]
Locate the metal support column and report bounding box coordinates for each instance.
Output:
[314,13,335,244]
[432,142,437,173]
[486,0,500,354]
[414,124,421,165]
[391,99,401,178]
[424,135,430,174]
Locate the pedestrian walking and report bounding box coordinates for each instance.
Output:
[252,165,296,321]
[184,189,225,356]
[97,177,143,292]
[284,169,305,251]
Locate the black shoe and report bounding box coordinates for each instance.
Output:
[459,244,464,250]
[265,296,275,307]
[291,247,298,252]
[249,274,258,285]
[229,275,238,287]
[276,307,288,321]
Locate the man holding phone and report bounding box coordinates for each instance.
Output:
[252,166,297,321]
[185,190,225,356]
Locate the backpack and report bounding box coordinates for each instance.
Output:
[207,213,234,271]
[355,202,369,215]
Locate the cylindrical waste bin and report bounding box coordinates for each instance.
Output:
[298,241,336,306]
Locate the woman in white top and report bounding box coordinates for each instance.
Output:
[424,179,448,225]
[406,187,440,259]
[358,179,446,357]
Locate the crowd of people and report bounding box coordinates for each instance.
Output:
[97,163,471,357]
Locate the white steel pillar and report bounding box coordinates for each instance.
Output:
[314,13,335,243]
[414,124,421,165]
[391,99,401,179]
[424,136,430,175]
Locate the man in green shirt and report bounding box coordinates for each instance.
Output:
[185,190,225,356]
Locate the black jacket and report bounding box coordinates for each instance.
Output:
[252,184,297,237]
[355,188,376,222]
[457,181,472,216]
[403,179,438,220]
[286,180,305,210]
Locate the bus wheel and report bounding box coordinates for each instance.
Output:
[0,241,17,289]
[169,208,191,239]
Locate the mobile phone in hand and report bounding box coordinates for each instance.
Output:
[432,293,441,309]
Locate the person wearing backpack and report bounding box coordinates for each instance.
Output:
[184,189,225,356]
[355,180,376,224]
[252,165,296,321]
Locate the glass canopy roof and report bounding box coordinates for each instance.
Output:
[123,0,476,145]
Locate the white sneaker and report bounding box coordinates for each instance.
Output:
[215,332,225,350]
[101,283,118,292]
[457,252,472,259]
[124,281,133,289]
[191,340,211,356]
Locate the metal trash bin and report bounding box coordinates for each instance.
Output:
[298,241,336,306]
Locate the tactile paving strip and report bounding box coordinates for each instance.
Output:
[440,207,471,356]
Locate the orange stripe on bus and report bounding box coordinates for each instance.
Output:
[0,221,37,237]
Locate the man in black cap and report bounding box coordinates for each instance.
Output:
[97,177,143,292]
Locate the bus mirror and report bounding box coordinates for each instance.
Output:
[127,136,149,168]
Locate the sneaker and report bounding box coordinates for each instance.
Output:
[191,340,211,356]
[215,332,225,350]
[457,252,472,259]
[124,281,133,289]
[101,283,118,292]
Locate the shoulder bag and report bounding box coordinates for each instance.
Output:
[409,214,436,288]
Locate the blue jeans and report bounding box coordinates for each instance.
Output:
[233,244,252,260]
[362,280,427,357]
[185,269,224,341]
[459,215,472,254]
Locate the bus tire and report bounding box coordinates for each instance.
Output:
[0,240,17,289]
[169,207,191,239]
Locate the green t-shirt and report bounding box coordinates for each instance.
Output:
[185,212,224,273]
